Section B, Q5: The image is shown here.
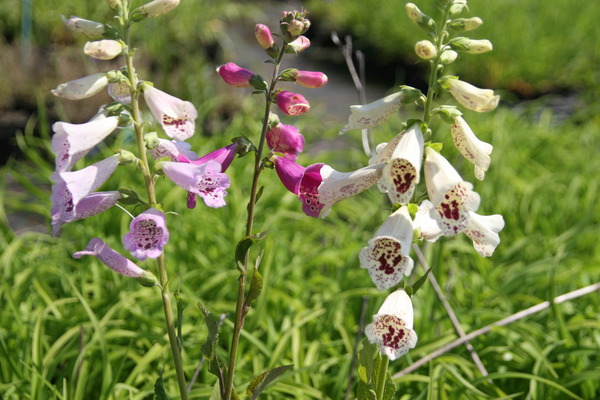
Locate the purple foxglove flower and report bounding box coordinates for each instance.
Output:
[52,116,119,172]
[51,190,121,237]
[359,206,414,290]
[61,15,105,39]
[189,142,239,170]
[412,200,443,242]
[217,62,256,88]
[150,138,199,161]
[339,91,406,135]
[424,147,480,236]
[84,40,123,60]
[287,35,310,53]
[73,238,158,286]
[266,123,305,161]
[255,24,275,49]
[291,70,328,89]
[50,155,120,236]
[372,123,424,204]
[141,83,197,141]
[51,73,109,100]
[161,160,230,208]
[274,157,385,218]
[440,77,499,112]
[123,208,169,260]
[451,116,493,180]
[464,211,504,257]
[136,0,180,18]
[365,289,418,360]
[276,91,310,116]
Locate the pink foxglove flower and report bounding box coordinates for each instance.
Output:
[61,15,105,39]
[84,40,123,60]
[424,147,480,236]
[274,157,385,218]
[137,0,180,18]
[73,238,158,286]
[51,155,120,235]
[161,160,230,208]
[142,83,197,141]
[464,211,504,257]
[359,206,414,290]
[451,116,493,180]
[275,91,310,116]
[287,35,310,53]
[217,62,256,88]
[52,116,119,172]
[255,24,275,49]
[51,73,109,100]
[266,123,305,161]
[365,289,418,360]
[123,208,169,260]
[289,70,328,89]
[441,77,499,112]
[371,123,424,204]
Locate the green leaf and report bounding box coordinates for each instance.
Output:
[246,364,294,400]
[357,382,377,400]
[246,259,264,306]
[382,370,397,400]
[153,373,168,400]
[198,302,219,360]
[255,186,264,205]
[208,381,221,400]
[410,264,433,295]
[234,231,269,266]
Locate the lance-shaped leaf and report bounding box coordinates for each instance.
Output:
[198,302,220,360]
[234,231,268,268]
[246,365,294,400]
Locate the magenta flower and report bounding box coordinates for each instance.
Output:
[187,142,239,170]
[274,157,385,218]
[123,208,169,260]
[255,24,275,49]
[276,91,310,116]
[52,116,119,172]
[73,238,158,286]
[291,70,328,89]
[266,123,305,161]
[161,160,230,208]
[141,83,197,141]
[217,62,256,88]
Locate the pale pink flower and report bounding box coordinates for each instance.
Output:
[142,83,197,141]
[290,70,328,89]
[61,15,105,39]
[255,24,275,49]
[161,160,230,208]
[123,208,169,260]
[287,36,310,53]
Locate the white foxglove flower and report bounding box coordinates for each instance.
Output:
[61,15,105,39]
[441,77,499,112]
[424,147,480,235]
[84,40,123,60]
[464,212,504,257]
[108,80,132,104]
[464,39,493,54]
[142,83,197,141]
[339,91,406,134]
[451,116,493,180]
[415,40,437,60]
[413,200,443,241]
[373,123,424,204]
[51,73,109,100]
[137,0,180,18]
[365,289,418,360]
[359,206,414,290]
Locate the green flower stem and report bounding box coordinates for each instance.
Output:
[375,355,389,400]
[223,44,288,400]
[122,10,188,400]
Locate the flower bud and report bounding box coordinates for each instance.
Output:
[440,76,500,112]
[440,49,458,64]
[282,69,328,88]
[449,37,493,54]
[405,3,435,32]
[287,19,305,36]
[449,17,483,32]
[414,40,437,60]
[450,0,468,15]
[217,62,256,88]
[84,40,123,60]
[108,80,131,104]
[286,35,310,53]
[267,112,281,129]
[266,123,305,161]
[255,24,275,49]
[106,0,121,9]
[62,15,105,39]
[276,91,310,116]
[136,0,180,18]
[51,73,108,100]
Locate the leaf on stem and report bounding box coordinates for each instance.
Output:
[246,254,264,307]
[234,231,269,267]
[153,372,169,400]
[409,264,433,295]
[246,364,294,400]
[198,302,219,360]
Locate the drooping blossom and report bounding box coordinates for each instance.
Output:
[84,40,123,60]
[412,200,443,242]
[287,35,310,53]
[255,24,275,49]
[141,83,197,141]
[275,91,310,116]
[266,123,305,161]
[136,0,180,18]
[359,206,414,290]
[371,123,424,204]
[365,289,418,360]
[424,147,480,235]
[123,208,169,260]
[274,157,385,218]
[52,116,119,172]
[161,160,230,208]
[61,15,105,38]
[51,155,121,235]
[217,62,256,88]
[440,77,500,112]
[451,116,493,180]
[464,211,504,257]
[150,138,199,161]
[51,73,109,100]
[73,238,158,286]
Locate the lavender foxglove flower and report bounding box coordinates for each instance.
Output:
[161,160,230,208]
[123,208,169,260]
[359,206,414,290]
[51,73,109,100]
[464,211,504,257]
[424,147,480,235]
[141,83,197,141]
[451,116,493,180]
[150,138,199,161]
[52,116,119,172]
[266,123,305,161]
[73,238,158,286]
[275,91,310,116]
[365,289,418,360]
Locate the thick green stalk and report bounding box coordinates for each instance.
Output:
[375,356,389,400]
[122,14,188,400]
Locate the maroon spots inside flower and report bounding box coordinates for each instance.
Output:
[375,315,409,350]
[372,238,403,275]
[132,220,162,250]
[162,114,191,136]
[440,199,460,220]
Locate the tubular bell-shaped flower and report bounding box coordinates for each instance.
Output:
[84,40,123,60]
[52,116,119,172]
[424,147,480,235]
[150,138,198,161]
[372,123,424,204]
[359,206,414,290]
[161,160,230,208]
[365,289,418,360]
[51,73,109,100]
[217,62,256,88]
[275,91,310,116]
[283,69,328,89]
[266,123,305,161]
[123,208,169,260]
[274,157,385,218]
[440,77,500,112]
[412,200,443,242]
[136,0,180,18]
[73,238,158,286]
[141,83,197,141]
[61,15,105,39]
[451,116,493,180]
[464,211,504,257]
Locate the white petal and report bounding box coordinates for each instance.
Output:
[142,84,198,140]
[376,289,414,327]
[51,73,109,100]
[451,117,493,180]
[339,91,405,134]
[464,212,505,257]
[424,147,464,205]
[413,200,443,241]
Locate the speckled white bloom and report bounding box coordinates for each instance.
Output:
[84,40,123,60]
[51,73,108,100]
[442,78,499,112]
[451,116,493,180]
[338,91,406,134]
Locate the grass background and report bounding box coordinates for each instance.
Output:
[1,0,599,399]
